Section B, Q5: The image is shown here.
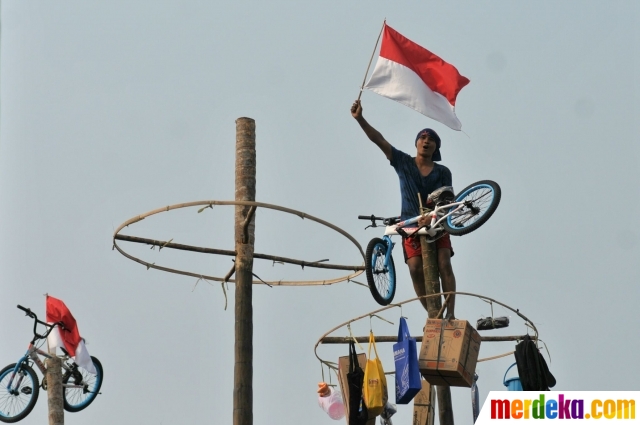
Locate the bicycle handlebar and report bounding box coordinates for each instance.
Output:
[358,215,385,221]
[17,304,35,318]
[17,304,65,343]
[358,214,401,230]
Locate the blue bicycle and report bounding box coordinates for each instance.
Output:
[359,180,501,306]
[0,305,103,423]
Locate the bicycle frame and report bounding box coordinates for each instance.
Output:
[380,235,395,268]
[5,344,84,393]
[363,201,465,274]
[384,200,467,238]
[2,305,103,422]
[5,345,46,394]
[360,179,500,306]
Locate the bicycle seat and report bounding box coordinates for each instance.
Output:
[426,186,455,207]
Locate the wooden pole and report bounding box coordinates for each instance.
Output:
[113,234,364,271]
[420,236,454,425]
[233,117,256,425]
[320,334,532,344]
[421,237,443,316]
[45,357,64,425]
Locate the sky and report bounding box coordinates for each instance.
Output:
[0,1,638,424]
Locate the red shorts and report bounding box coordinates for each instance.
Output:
[402,233,454,262]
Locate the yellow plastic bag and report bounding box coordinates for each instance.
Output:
[363,331,387,417]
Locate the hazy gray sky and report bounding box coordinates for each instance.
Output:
[1,1,638,424]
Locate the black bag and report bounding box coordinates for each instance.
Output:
[514,335,556,391]
[347,341,368,425]
[477,316,509,330]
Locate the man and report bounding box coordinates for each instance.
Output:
[351,99,456,318]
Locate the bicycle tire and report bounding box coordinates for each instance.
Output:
[443,180,501,236]
[365,238,396,306]
[0,363,40,423]
[63,356,103,413]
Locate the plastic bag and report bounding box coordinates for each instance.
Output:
[476,316,509,330]
[380,401,397,425]
[393,317,421,404]
[363,331,387,417]
[471,374,479,422]
[346,341,369,425]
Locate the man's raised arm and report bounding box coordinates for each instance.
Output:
[351,100,392,161]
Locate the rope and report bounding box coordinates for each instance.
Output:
[478,351,515,363]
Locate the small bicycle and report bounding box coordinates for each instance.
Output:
[358,180,501,306]
[0,305,103,423]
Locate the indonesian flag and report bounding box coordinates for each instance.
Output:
[364,24,470,130]
[46,296,97,374]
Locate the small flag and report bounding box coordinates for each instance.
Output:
[365,25,470,130]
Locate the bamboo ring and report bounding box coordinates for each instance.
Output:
[113,200,366,286]
[314,292,540,375]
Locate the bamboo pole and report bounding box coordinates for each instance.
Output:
[357,20,385,101]
[45,357,64,425]
[420,236,454,425]
[233,117,256,425]
[320,335,532,344]
[436,385,454,425]
[421,237,443,316]
[113,234,364,271]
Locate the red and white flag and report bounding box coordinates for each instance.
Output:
[46,295,97,374]
[364,24,470,130]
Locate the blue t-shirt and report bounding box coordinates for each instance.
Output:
[390,145,453,220]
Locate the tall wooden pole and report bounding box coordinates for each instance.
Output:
[234,117,256,425]
[45,357,64,425]
[420,236,454,425]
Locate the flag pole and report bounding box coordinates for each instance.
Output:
[357,19,386,101]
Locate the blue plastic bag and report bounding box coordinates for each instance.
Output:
[393,317,422,404]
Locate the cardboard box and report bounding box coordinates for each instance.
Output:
[418,319,481,387]
[412,380,435,425]
[337,353,376,425]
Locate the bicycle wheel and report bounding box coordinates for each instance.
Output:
[63,356,103,412]
[443,180,501,236]
[365,238,396,306]
[0,363,40,423]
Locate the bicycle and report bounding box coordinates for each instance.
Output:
[358,180,501,306]
[0,305,103,423]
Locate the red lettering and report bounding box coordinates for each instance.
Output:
[491,400,511,419]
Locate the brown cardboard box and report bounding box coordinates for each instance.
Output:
[418,319,481,387]
[412,380,435,425]
[337,353,375,425]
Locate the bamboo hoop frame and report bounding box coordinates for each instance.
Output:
[113,200,366,286]
[314,292,539,375]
